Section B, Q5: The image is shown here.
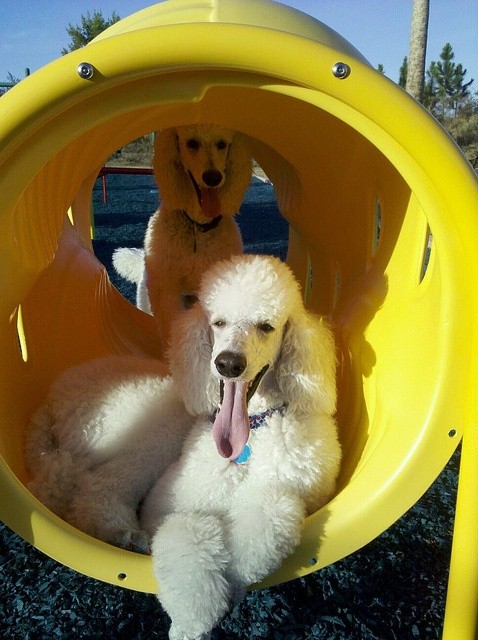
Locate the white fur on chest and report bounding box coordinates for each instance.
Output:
[140,408,335,536]
[145,211,242,289]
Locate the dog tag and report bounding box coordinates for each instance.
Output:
[234,443,251,464]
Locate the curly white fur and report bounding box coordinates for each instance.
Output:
[113,124,252,354]
[140,254,341,640]
[25,356,194,552]
[26,255,340,639]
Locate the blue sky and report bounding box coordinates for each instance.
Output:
[1,1,477,86]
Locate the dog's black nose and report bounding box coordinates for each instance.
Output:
[215,351,246,378]
[202,169,223,188]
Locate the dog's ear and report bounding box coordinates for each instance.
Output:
[276,312,337,416]
[220,133,252,215]
[168,305,218,415]
[153,128,202,215]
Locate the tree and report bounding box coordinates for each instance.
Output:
[405,0,430,101]
[399,56,408,88]
[427,43,474,116]
[443,95,478,160]
[61,10,120,54]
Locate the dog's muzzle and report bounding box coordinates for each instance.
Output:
[215,351,246,379]
[188,171,223,218]
[217,363,270,406]
[202,169,224,188]
[212,363,271,461]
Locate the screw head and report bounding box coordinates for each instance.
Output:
[77,62,94,80]
[332,62,351,79]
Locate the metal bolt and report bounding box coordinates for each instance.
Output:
[77,62,95,80]
[332,62,351,79]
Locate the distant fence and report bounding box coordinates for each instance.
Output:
[97,165,153,204]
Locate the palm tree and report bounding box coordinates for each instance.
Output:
[405,0,430,102]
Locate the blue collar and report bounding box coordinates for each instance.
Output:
[234,404,287,465]
[249,404,287,430]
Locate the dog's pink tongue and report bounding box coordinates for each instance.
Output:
[213,380,249,460]
[201,188,221,218]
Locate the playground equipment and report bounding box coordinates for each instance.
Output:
[0,68,30,94]
[0,1,476,637]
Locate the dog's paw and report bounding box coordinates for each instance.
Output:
[169,626,211,640]
[153,513,230,639]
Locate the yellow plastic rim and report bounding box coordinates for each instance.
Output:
[0,7,476,628]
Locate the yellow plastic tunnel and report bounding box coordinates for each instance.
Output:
[0,1,477,637]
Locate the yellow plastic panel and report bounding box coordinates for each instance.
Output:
[93,0,368,65]
[0,4,477,626]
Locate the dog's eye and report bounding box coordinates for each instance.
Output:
[186,138,200,150]
[216,140,228,150]
[258,322,274,334]
[213,319,226,328]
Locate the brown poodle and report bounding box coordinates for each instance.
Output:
[113,124,252,354]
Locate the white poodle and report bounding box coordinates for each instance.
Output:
[25,254,340,640]
[25,356,194,552]
[140,254,341,640]
[113,124,252,353]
